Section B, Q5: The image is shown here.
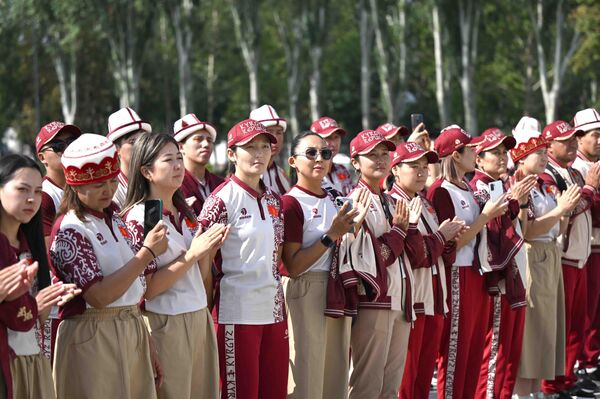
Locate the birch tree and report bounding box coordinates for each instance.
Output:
[369,0,407,124]
[529,0,582,123]
[457,0,480,134]
[359,0,373,129]
[227,0,260,110]
[431,0,451,127]
[305,0,330,121]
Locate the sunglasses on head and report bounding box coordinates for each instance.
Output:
[294,147,333,161]
[42,137,77,153]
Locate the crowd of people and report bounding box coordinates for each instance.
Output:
[1,103,600,399]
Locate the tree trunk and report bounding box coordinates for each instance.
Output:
[309,47,322,121]
[359,0,372,129]
[370,0,393,122]
[206,7,218,122]
[52,50,77,124]
[170,0,194,116]
[306,1,329,122]
[457,0,480,134]
[32,25,41,131]
[432,1,449,127]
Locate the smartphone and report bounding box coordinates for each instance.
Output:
[488,181,504,202]
[144,199,163,238]
[335,197,353,211]
[411,113,424,131]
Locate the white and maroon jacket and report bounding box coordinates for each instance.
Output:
[389,183,449,316]
[49,205,148,319]
[572,151,600,254]
[125,202,207,315]
[322,163,354,196]
[541,156,595,268]
[341,180,417,321]
[262,161,290,196]
[198,176,285,325]
[113,171,128,210]
[41,176,63,237]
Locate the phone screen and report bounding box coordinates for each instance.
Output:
[144,199,163,238]
[411,114,424,131]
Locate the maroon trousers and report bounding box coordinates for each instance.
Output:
[217,321,289,399]
[579,252,600,368]
[475,295,526,399]
[542,265,588,393]
[437,267,490,399]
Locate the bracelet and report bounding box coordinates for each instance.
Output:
[142,245,157,259]
[519,203,529,209]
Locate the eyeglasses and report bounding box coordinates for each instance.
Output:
[294,147,333,161]
[41,138,76,154]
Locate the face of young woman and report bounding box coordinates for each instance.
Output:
[290,135,331,183]
[521,147,548,175]
[0,167,43,225]
[455,145,477,174]
[75,177,118,212]
[476,143,508,178]
[392,157,429,194]
[231,135,272,178]
[324,133,342,157]
[578,129,600,159]
[144,142,185,192]
[354,143,391,182]
[266,126,285,158]
[181,130,214,166]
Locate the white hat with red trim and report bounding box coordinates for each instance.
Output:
[249,104,287,132]
[573,108,600,133]
[62,134,120,186]
[107,107,152,143]
[173,113,217,143]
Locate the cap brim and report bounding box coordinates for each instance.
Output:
[384,126,410,139]
[174,123,217,143]
[233,131,277,147]
[398,151,439,165]
[37,124,82,152]
[554,129,584,141]
[357,139,396,155]
[476,136,517,153]
[318,127,347,138]
[575,121,600,133]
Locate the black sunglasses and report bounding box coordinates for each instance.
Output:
[294,147,333,161]
[42,137,77,154]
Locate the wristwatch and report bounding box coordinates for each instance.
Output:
[320,234,336,248]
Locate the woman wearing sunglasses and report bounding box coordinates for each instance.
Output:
[198,120,287,399]
[281,131,369,399]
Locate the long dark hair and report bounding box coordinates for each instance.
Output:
[289,131,326,186]
[0,154,51,289]
[122,133,195,221]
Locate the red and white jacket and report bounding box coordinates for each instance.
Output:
[180,169,224,216]
[262,161,290,196]
[322,163,354,196]
[40,176,63,237]
[572,151,600,254]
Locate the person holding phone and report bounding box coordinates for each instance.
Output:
[122,133,227,399]
[310,116,354,196]
[507,117,578,398]
[0,154,81,399]
[281,131,370,399]
[49,134,168,399]
[469,129,537,399]
[198,120,287,399]
[344,130,417,398]
[173,114,224,216]
[427,125,509,399]
[388,142,465,399]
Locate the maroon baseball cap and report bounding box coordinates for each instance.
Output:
[35,122,82,153]
[349,130,395,157]
[227,119,277,148]
[390,142,439,168]
[375,123,410,139]
[471,128,516,155]
[542,120,584,142]
[433,125,473,158]
[310,116,347,138]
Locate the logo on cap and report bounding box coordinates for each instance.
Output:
[405,142,422,153]
[380,123,394,132]
[319,118,338,129]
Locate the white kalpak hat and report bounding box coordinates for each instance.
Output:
[62,134,120,186]
[509,116,546,163]
[107,107,152,143]
[173,113,217,143]
[249,104,287,131]
[573,108,600,133]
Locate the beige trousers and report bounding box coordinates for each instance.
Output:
[53,306,157,399]
[11,353,55,399]
[284,273,351,399]
[349,308,411,399]
[144,308,219,399]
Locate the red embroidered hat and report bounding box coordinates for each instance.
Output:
[375,123,410,140]
[573,108,600,133]
[542,120,583,142]
[173,113,217,143]
[107,107,152,143]
[35,122,82,153]
[227,119,277,148]
[433,125,473,158]
[349,130,395,157]
[250,104,287,132]
[509,116,547,162]
[310,116,347,138]
[471,128,516,155]
[61,134,120,186]
[390,142,439,168]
